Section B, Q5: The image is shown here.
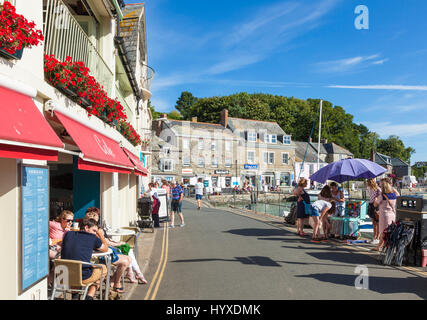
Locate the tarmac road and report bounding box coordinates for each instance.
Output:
[130,200,427,300]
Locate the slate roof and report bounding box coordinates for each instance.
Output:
[294,141,326,163]
[120,4,145,73]
[162,120,236,139]
[374,152,392,166]
[227,117,286,135]
[391,157,409,167]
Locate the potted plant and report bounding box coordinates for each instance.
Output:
[0,1,44,60]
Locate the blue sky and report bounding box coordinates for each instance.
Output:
[126,0,427,164]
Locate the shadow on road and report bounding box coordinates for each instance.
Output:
[224,228,293,237]
[295,273,427,299]
[172,256,282,267]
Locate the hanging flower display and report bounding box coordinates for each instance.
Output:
[44,54,141,146]
[0,1,44,57]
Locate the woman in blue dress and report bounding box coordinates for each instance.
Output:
[293,178,310,237]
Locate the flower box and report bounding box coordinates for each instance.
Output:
[0,47,23,60]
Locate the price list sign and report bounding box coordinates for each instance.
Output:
[21,165,49,292]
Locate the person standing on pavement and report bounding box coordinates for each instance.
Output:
[170,181,185,228]
[195,178,204,210]
[373,178,398,251]
[366,178,381,245]
[293,178,310,237]
[330,182,345,217]
[147,183,161,228]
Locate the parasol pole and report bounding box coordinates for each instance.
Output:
[317,99,323,187]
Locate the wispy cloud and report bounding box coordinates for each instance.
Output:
[363,121,427,138]
[328,84,427,91]
[314,54,384,73]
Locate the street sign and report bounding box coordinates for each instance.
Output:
[244,164,258,170]
[214,170,229,175]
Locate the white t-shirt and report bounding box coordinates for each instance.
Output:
[312,200,332,212]
[195,182,204,195]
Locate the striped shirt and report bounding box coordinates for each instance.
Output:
[368,187,381,204]
[171,185,183,200]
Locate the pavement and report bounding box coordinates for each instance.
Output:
[126,197,427,300]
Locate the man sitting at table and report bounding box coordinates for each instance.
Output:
[61,218,109,300]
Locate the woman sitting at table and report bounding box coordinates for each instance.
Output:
[85,207,148,286]
[49,210,74,259]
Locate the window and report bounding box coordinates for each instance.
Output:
[225,177,231,187]
[183,156,190,167]
[163,147,171,155]
[211,141,216,151]
[211,157,218,167]
[162,159,173,172]
[197,157,205,167]
[225,158,232,167]
[247,132,257,142]
[283,135,291,145]
[247,151,255,164]
[266,134,277,144]
[282,153,289,164]
[280,173,291,186]
[268,152,274,164]
[264,152,274,164]
[225,141,231,151]
[199,138,204,150]
[182,139,190,150]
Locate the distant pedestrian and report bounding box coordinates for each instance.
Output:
[195,178,204,210]
[170,181,184,228]
[148,183,161,228]
[366,178,381,245]
[293,178,310,237]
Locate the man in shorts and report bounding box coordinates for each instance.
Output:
[60,218,109,300]
[195,178,204,210]
[170,181,184,228]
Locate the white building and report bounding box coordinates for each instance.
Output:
[0,0,153,299]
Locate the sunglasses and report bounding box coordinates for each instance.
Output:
[63,218,73,223]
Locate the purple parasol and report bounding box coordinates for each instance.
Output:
[309,158,387,184]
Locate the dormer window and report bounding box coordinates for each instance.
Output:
[247,131,257,142]
[283,135,291,145]
[265,134,277,144]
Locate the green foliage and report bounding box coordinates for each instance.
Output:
[167,110,182,120]
[171,91,415,162]
[148,100,161,120]
[412,166,427,179]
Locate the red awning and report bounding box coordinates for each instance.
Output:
[123,148,149,176]
[54,111,134,173]
[0,86,63,160]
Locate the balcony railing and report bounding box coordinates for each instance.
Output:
[141,63,154,92]
[42,0,114,95]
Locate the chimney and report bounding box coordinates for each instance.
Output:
[320,138,328,143]
[161,113,168,119]
[192,117,197,123]
[220,109,229,128]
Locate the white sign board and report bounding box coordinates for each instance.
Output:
[156,188,169,220]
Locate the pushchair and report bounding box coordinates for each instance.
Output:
[137,197,154,233]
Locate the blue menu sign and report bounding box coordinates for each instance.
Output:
[244,164,258,170]
[21,165,49,292]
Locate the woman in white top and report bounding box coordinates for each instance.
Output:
[195,178,204,210]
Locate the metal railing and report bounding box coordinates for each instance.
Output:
[141,63,154,92]
[43,0,114,95]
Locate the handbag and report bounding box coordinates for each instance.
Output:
[99,246,121,264]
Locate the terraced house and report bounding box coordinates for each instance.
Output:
[0,0,153,299]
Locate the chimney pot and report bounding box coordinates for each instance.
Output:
[220,109,229,128]
[192,117,197,123]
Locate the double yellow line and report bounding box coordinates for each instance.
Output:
[144,224,169,300]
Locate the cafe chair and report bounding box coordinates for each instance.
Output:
[51,259,104,300]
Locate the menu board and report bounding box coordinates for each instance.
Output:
[21,165,49,292]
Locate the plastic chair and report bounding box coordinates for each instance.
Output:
[51,259,104,300]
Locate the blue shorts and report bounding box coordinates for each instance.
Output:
[309,206,320,217]
[196,194,203,200]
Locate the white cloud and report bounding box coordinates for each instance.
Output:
[328,84,427,91]
[314,54,382,73]
[364,121,427,138]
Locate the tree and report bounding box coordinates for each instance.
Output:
[167,110,182,120]
[376,135,415,163]
[175,91,198,120]
[148,100,161,120]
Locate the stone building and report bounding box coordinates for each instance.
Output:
[152,115,241,189]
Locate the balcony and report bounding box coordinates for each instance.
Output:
[141,63,154,100]
[42,0,114,95]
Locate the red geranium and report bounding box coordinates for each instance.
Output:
[0,1,44,54]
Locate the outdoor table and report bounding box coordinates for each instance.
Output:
[91,248,112,300]
[108,228,139,257]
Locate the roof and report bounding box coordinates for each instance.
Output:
[323,142,353,156]
[294,141,326,163]
[162,119,237,139]
[227,117,286,135]
[374,152,392,166]
[391,157,409,167]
